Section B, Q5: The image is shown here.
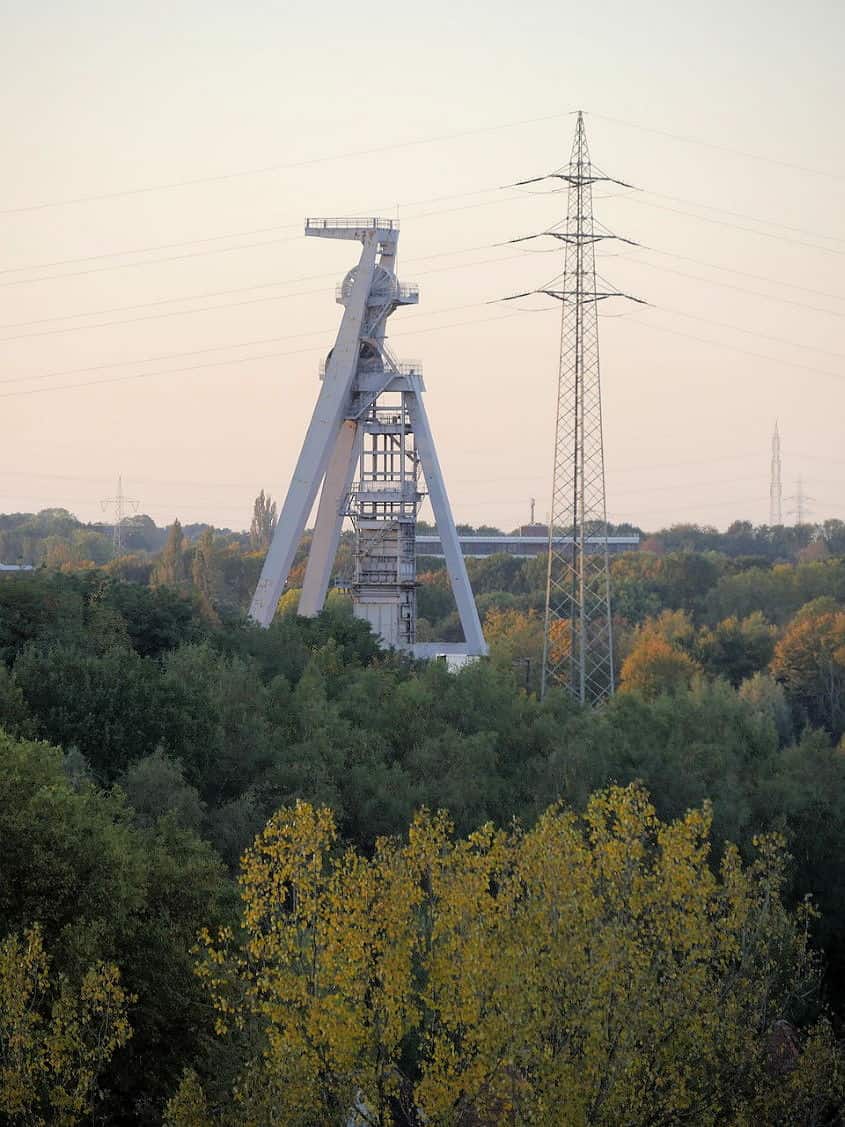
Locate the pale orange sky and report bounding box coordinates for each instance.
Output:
[1,0,843,533]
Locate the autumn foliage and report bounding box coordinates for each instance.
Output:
[166,788,842,1126]
[772,607,845,736]
[0,925,132,1124]
[619,632,701,698]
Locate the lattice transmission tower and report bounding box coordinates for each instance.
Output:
[100,475,138,556]
[505,111,643,704]
[791,476,813,525]
[769,420,782,525]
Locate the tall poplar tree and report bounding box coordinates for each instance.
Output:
[153,518,187,589]
[249,490,277,551]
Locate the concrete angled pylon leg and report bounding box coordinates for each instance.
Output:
[408,390,487,656]
[249,236,379,627]
[298,418,361,617]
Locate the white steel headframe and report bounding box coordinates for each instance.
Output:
[249,217,486,657]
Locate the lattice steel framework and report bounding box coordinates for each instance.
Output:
[769,420,782,525]
[100,475,138,557]
[505,112,643,704]
[792,476,813,526]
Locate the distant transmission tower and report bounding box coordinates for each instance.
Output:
[504,111,643,704]
[769,420,782,525]
[791,476,813,525]
[100,475,138,556]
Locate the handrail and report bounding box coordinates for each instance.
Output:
[306,216,398,230]
[334,280,418,302]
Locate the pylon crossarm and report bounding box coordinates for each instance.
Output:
[511,172,637,190]
[540,289,647,304]
[547,232,640,247]
[506,231,638,247]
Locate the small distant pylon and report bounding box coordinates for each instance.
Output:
[100,475,139,556]
[790,476,813,526]
[769,421,782,525]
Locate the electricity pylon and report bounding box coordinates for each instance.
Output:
[769,420,783,525]
[790,476,813,525]
[249,217,486,658]
[100,475,138,556]
[504,111,643,704]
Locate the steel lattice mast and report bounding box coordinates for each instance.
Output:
[769,420,782,525]
[504,111,643,704]
[100,475,138,557]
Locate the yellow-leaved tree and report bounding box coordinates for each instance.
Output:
[619,632,701,698]
[484,607,571,693]
[166,788,843,1127]
[0,925,132,1126]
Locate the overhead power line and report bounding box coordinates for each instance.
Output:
[0,110,575,216]
[0,192,531,289]
[5,448,845,493]
[0,233,302,289]
[625,194,845,257]
[0,304,536,400]
[0,238,499,332]
[638,246,845,304]
[0,220,301,276]
[628,316,845,383]
[0,184,509,278]
[660,305,845,360]
[590,111,845,182]
[4,267,844,399]
[630,257,845,319]
[0,247,525,345]
[636,190,845,246]
[5,174,842,285]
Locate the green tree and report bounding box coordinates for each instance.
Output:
[191,527,224,623]
[13,645,164,779]
[0,664,33,737]
[0,730,228,1122]
[120,747,205,833]
[695,611,777,686]
[159,643,274,803]
[248,490,277,551]
[152,519,188,590]
[483,606,545,693]
[771,606,845,737]
[0,572,87,663]
[739,670,794,745]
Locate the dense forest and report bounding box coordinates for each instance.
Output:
[1,503,845,1123]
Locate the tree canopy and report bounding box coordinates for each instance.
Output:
[166,788,843,1126]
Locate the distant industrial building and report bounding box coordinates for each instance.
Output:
[416,534,640,559]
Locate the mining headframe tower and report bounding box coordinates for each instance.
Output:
[249,217,486,660]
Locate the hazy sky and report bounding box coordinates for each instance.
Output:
[1,0,843,533]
